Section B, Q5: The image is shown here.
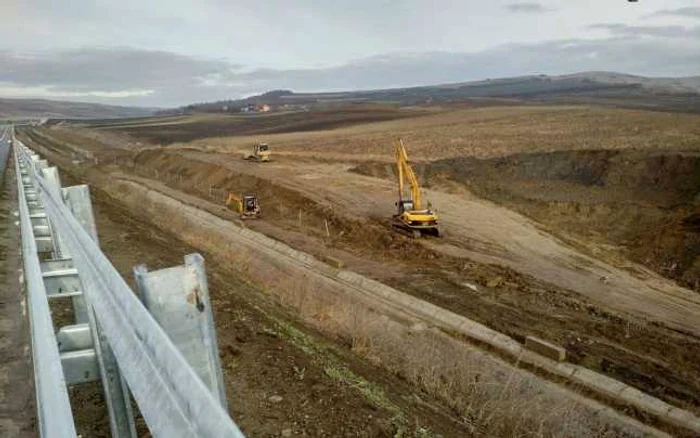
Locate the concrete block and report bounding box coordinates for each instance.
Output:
[525,336,567,362]
[320,255,344,269]
[667,408,700,431]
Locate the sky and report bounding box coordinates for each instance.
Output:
[1,0,699,107]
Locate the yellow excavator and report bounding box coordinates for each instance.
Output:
[244,142,271,162]
[226,192,261,219]
[393,138,443,238]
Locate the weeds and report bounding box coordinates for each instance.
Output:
[258,312,437,437]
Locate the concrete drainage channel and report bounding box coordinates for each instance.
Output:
[87,175,699,437]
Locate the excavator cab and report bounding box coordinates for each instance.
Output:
[396,199,414,215]
[243,195,259,214]
[226,192,261,219]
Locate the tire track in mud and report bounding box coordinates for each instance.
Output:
[95,173,693,436]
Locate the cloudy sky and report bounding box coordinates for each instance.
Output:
[1,0,699,107]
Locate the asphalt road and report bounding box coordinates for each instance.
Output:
[0,126,36,437]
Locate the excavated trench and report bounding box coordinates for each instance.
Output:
[16,128,700,435]
[356,149,700,292]
[87,146,700,415]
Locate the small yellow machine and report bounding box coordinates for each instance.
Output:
[244,142,271,162]
[392,138,443,238]
[226,193,261,219]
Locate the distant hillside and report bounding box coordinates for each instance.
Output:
[558,72,700,93]
[171,72,700,115]
[0,98,156,120]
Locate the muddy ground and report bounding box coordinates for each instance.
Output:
[17,125,700,423]
[356,149,700,292]
[47,156,472,437]
[0,135,36,437]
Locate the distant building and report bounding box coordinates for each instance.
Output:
[256,104,271,112]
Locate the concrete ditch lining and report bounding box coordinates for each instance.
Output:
[111,176,700,434]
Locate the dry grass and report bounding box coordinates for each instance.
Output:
[96,176,651,436]
[167,106,700,162]
[28,126,670,436]
[276,274,641,438]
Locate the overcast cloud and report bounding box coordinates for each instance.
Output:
[1,0,699,107]
[506,3,550,14]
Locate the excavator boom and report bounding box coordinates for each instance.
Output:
[395,138,422,210]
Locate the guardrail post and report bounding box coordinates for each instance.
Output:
[63,184,137,438]
[134,253,229,409]
[41,166,89,324]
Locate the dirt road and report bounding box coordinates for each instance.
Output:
[0,130,35,437]
[176,150,700,337]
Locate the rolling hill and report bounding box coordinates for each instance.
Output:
[0,98,156,120]
[173,72,700,114]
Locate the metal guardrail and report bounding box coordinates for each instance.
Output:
[13,132,245,438]
[14,131,77,437]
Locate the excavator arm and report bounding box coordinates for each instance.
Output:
[395,138,422,210]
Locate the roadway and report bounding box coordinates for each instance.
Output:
[0,126,36,437]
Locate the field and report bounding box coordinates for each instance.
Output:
[80,105,424,144]
[14,103,700,436]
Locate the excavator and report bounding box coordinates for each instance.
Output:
[392,138,443,238]
[244,142,271,162]
[226,192,261,219]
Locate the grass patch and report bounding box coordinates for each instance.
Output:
[259,309,437,438]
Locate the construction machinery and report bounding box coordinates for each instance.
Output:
[226,192,261,219]
[244,142,271,162]
[392,138,443,238]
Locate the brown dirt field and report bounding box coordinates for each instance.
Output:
[157,106,700,162]
[402,150,700,291]
[14,104,700,434]
[25,138,473,438]
[17,126,700,420]
[86,105,426,145]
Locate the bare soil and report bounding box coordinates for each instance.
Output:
[18,126,700,418]
[126,148,700,414]
[14,103,700,435]
[0,142,36,438]
[39,143,472,437]
[408,150,700,291]
[85,105,425,145]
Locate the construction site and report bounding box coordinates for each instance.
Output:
[1,102,698,437]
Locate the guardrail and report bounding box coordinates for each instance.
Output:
[13,131,245,438]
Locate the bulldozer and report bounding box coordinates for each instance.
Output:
[392,138,443,238]
[226,192,261,219]
[244,142,271,162]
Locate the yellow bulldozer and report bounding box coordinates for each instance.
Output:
[243,142,271,162]
[226,192,261,219]
[392,138,443,238]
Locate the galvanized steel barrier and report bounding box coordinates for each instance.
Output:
[13,131,245,438]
